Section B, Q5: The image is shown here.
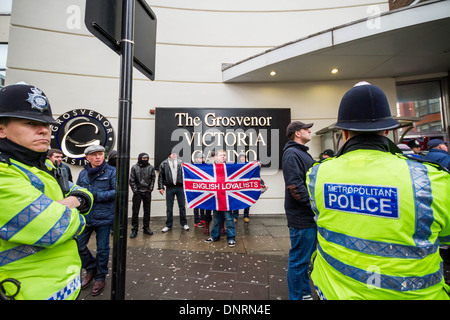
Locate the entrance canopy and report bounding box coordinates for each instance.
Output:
[222,0,450,83]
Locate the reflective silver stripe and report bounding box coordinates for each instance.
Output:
[0,245,43,267]
[407,160,434,247]
[307,164,320,217]
[47,274,81,300]
[10,162,45,192]
[318,227,438,259]
[318,245,443,291]
[35,207,74,247]
[0,194,53,241]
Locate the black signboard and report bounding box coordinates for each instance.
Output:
[154,108,291,170]
[85,0,157,80]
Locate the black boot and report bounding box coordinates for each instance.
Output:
[143,227,153,235]
[130,229,138,238]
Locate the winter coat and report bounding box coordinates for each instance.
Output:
[158,157,184,189]
[423,149,450,171]
[76,161,116,226]
[282,140,316,229]
[129,154,156,193]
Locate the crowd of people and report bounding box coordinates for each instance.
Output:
[1,81,449,301]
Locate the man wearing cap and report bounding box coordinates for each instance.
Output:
[0,83,93,300]
[76,144,116,296]
[129,152,156,238]
[282,120,317,300]
[424,139,450,171]
[306,82,450,300]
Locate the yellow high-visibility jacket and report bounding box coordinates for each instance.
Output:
[307,149,450,300]
[0,157,92,300]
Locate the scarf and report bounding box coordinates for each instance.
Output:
[0,137,48,170]
[84,160,107,177]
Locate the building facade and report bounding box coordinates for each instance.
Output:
[2,0,449,217]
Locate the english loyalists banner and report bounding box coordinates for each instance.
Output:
[183,162,261,211]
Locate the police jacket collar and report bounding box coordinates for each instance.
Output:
[336,134,401,157]
[0,137,48,170]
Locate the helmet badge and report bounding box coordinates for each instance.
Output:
[26,87,49,113]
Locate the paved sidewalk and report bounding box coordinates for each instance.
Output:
[78,213,450,301]
[79,214,296,300]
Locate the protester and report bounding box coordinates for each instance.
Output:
[193,153,209,228]
[129,152,156,238]
[76,145,116,296]
[158,151,189,232]
[306,82,450,299]
[0,83,92,300]
[282,121,317,300]
[107,149,117,167]
[232,152,250,223]
[205,150,237,247]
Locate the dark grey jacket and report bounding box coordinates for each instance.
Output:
[282,140,316,229]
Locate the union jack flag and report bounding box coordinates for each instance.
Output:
[183,162,261,211]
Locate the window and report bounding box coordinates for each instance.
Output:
[0,44,7,87]
[0,0,12,14]
[396,80,444,134]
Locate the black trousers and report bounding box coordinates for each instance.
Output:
[131,191,152,231]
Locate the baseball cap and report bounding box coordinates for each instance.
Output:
[286,121,313,137]
[427,139,448,149]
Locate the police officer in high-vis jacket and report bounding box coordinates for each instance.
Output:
[306,82,450,300]
[0,83,93,300]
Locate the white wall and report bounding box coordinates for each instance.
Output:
[6,0,395,218]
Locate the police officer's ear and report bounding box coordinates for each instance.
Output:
[0,124,6,138]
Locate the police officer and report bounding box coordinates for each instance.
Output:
[0,83,93,300]
[306,82,450,300]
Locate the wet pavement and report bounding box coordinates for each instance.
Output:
[78,214,450,301]
[79,214,295,300]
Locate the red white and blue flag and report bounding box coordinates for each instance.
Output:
[183,162,261,211]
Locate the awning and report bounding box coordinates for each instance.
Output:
[222,0,450,83]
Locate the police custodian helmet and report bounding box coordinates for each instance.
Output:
[0,82,56,124]
[334,81,399,132]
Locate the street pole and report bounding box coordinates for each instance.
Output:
[111,0,134,300]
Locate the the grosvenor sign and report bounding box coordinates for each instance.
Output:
[154,108,290,170]
[50,109,115,165]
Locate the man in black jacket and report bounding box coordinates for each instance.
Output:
[282,121,317,300]
[158,152,189,232]
[129,152,156,238]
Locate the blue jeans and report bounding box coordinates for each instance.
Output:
[232,207,250,219]
[287,226,317,300]
[77,224,111,281]
[210,211,235,241]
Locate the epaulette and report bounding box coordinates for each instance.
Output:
[0,152,10,164]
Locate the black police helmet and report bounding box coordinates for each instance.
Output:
[335,82,399,131]
[0,82,56,124]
